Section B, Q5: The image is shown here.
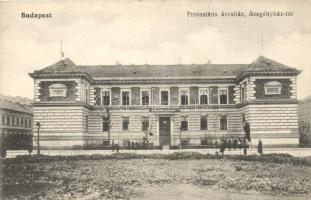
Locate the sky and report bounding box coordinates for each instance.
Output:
[0,0,311,100]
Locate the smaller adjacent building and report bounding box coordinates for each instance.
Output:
[299,95,311,145]
[0,95,33,153]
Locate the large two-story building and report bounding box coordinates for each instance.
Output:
[29,56,301,149]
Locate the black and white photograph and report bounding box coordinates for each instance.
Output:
[1,0,311,199]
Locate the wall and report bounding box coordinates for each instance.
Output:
[240,104,299,147]
[32,106,87,149]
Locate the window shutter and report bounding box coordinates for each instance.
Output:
[190,86,199,104]
[111,87,120,105]
[94,87,101,105]
[170,87,179,105]
[228,85,235,104]
[210,86,218,104]
[151,87,160,105]
[131,87,140,105]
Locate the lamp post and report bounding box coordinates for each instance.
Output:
[35,122,41,155]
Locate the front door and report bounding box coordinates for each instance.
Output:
[159,117,171,146]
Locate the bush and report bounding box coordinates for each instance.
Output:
[7,152,311,167]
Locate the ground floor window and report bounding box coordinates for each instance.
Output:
[142,117,149,132]
[200,116,208,130]
[122,117,129,131]
[180,116,188,131]
[220,115,227,130]
[102,117,109,131]
[181,139,190,145]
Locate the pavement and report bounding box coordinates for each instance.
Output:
[5,148,311,158]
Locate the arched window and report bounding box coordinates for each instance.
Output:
[49,83,67,97]
[264,81,282,95]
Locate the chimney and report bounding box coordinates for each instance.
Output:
[207,59,211,64]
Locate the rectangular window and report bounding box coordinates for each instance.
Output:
[16,117,20,126]
[122,117,129,131]
[12,116,15,125]
[7,116,10,125]
[180,117,188,131]
[220,115,227,130]
[181,139,189,145]
[2,115,5,125]
[141,90,150,105]
[161,91,169,105]
[142,117,149,132]
[102,117,109,131]
[21,118,24,126]
[219,89,228,104]
[241,84,246,102]
[86,115,88,132]
[200,116,208,130]
[200,89,209,105]
[180,89,189,105]
[102,90,110,106]
[122,90,130,106]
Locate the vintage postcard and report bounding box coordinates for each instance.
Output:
[1,0,311,199]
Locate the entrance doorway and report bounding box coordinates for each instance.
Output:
[159,117,171,146]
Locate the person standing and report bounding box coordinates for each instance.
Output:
[242,120,252,148]
[258,140,263,155]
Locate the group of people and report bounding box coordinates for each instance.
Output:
[219,120,263,156]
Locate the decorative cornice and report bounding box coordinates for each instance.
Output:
[237,99,299,108]
[236,71,300,82]
[33,102,93,109]
[29,72,93,83]
[93,78,236,85]
[29,68,301,86]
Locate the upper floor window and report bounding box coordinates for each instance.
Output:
[200,88,209,105]
[2,115,5,125]
[220,115,227,130]
[7,116,10,125]
[219,89,228,104]
[102,90,110,106]
[161,90,169,105]
[180,89,189,105]
[264,81,282,95]
[49,83,67,97]
[241,84,246,102]
[122,90,130,106]
[141,90,150,105]
[122,117,129,131]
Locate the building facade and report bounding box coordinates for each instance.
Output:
[298,95,311,146]
[29,56,300,149]
[0,96,33,153]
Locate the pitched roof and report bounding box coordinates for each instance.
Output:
[36,58,81,73]
[247,56,298,72]
[78,64,248,78]
[32,56,300,79]
[0,95,33,113]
